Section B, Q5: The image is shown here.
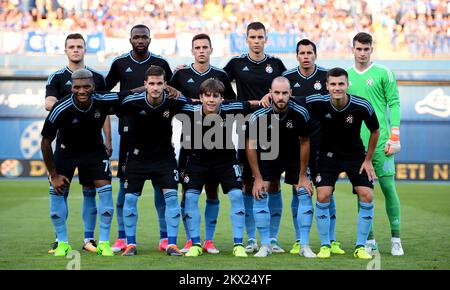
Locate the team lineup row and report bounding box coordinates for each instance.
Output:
[42,22,404,259]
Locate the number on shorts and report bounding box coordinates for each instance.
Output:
[103,160,110,172]
[173,169,179,182]
[233,164,242,178]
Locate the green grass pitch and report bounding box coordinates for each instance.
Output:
[0,179,449,270]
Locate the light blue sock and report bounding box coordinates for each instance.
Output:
[82,188,96,240]
[49,188,68,243]
[253,193,270,245]
[164,189,180,246]
[185,189,201,245]
[180,193,190,240]
[297,187,313,246]
[228,189,245,244]
[97,185,114,242]
[153,186,168,240]
[315,201,331,246]
[116,182,126,239]
[291,187,300,241]
[268,190,282,240]
[123,193,138,245]
[243,193,256,240]
[356,201,374,247]
[204,199,220,241]
[329,193,337,242]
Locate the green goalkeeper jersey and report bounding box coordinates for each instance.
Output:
[347,63,401,149]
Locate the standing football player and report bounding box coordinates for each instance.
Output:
[282,39,344,255]
[224,22,287,253]
[347,32,403,256]
[44,33,111,254]
[105,24,173,253]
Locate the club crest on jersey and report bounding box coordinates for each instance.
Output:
[314,81,322,91]
[315,174,322,184]
[286,120,293,128]
[93,110,101,119]
[346,114,353,123]
[366,78,374,86]
[163,109,170,118]
[183,174,190,184]
[265,64,273,74]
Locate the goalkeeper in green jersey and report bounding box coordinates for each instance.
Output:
[347,32,404,256]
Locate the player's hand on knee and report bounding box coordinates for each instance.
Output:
[359,160,376,182]
[385,127,401,156]
[252,178,266,200]
[296,176,313,196]
[51,174,70,194]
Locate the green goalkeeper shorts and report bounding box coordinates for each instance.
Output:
[372,147,396,178]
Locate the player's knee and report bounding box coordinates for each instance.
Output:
[185,189,200,210]
[228,188,244,208]
[355,187,373,203]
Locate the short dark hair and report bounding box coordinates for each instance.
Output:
[192,33,211,48]
[65,33,85,48]
[199,78,225,97]
[145,65,165,80]
[326,67,348,80]
[131,24,150,36]
[353,32,373,46]
[296,39,317,55]
[247,22,266,35]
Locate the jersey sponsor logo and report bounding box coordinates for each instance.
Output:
[314,81,322,91]
[366,78,374,86]
[325,113,332,119]
[65,80,72,86]
[265,64,273,74]
[93,110,101,119]
[346,114,353,124]
[125,67,133,73]
[242,66,250,71]
[187,78,194,83]
[139,110,147,115]
[293,82,301,88]
[286,119,293,128]
[415,88,450,118]
[72,119,79,124]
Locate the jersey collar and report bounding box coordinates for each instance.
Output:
[297,65,317,79]
[330,94,351,112]
[351,62,374,75]
[129,51,152,64]
[65,65,88,74]
[246,53,268,64]
[71,94,93,113]
[145,91,167,109]
[190,64,212,76]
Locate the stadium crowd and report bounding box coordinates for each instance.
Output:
[1,0,450,57]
